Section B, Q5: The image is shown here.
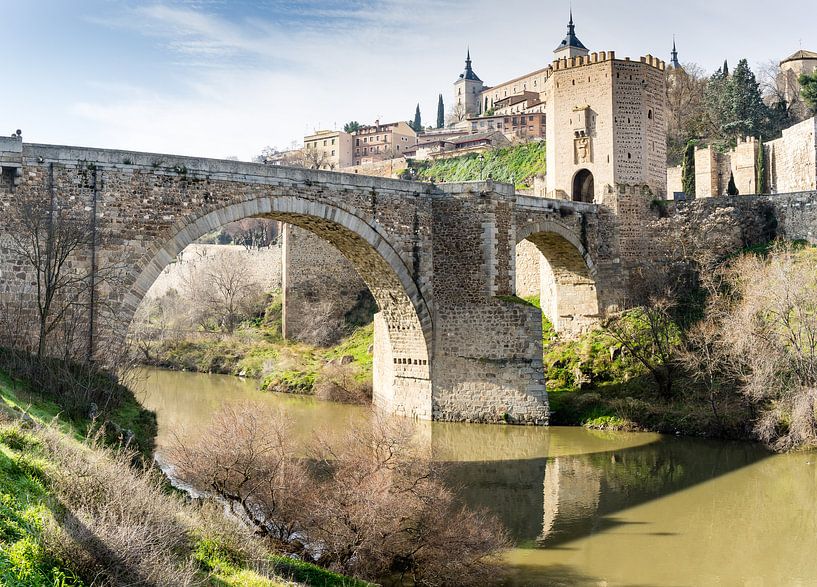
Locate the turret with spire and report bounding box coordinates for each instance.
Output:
[554,8,589,59]
[670,36,681,69]
[453,47,484,119]
[458,48,482,82]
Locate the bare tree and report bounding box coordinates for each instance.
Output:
[5,183,92,359]
[665,63,708,165]
[758,59,810,126]
[719,245,817,450]
[447,102,467,124]
[302,145,333,170]
[602,296,681,399]
[184,250,262,334]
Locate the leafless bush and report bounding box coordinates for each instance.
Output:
[305,415,510,584]
[315,363,372,404]
[39,427,198,586]
[168,404,311,542]
[171,407,510,585]
[718,245,817,450]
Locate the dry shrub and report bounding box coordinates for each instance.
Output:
[304,416,510,585]
[686,243,817,450]
[315,363,372,404]
[39,427,198,586]
[168,403,311,542]
[171,406,510,585]
[720,246,817,450]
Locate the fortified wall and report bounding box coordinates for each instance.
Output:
[667,117,817,197]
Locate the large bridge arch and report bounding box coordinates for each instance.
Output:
[123,195,433,417]
[515,220,600,336]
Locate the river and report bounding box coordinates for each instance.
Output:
[133,367,817,586]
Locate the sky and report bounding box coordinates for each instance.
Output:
[2,0,815,161]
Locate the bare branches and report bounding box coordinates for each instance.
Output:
[171,407,510,584]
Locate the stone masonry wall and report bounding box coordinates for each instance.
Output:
[281,224,369,345]
[768,117,817,194]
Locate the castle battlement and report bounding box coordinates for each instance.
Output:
[550,51,665,72]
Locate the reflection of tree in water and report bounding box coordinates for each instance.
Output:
[441,437,770,548]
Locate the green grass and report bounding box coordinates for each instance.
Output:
[412,142,546,189]
[0,366,157,456]
[323,324,374,381]
[268,554,373,587]
[193,537,286,587]
[0,438,84,586]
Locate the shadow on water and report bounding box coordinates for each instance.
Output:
[441,435,772,549]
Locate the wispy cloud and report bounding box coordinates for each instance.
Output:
[11,0,816,161]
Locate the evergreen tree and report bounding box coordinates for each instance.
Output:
[727,171,739,196]
[801,72,817,113]
[722,60,729,76]
[681,140,696,196]
[725,59,771,139]
[756,139,766,194]
[705,59,773,142]
[343,121,361,133]
[412,104,422,132]
[704,67,731,140]
[437,95,445,129]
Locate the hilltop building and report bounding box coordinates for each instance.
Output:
[780,49,817,120]
[670,37,681,69]
[457,11,668,201]
[351,120,417,166]
[303,130,353,169]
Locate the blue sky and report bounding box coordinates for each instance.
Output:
[3,0,815,160]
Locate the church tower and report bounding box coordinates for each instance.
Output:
[453,49,483,119]
[553,10,589,59]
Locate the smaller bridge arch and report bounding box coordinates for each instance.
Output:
[515,219,600,336]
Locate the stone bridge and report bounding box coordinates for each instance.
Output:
[0,138,623,424]
[4,138,817,424]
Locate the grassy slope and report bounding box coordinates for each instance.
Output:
[0,373,369,587]
[413,142,546,189]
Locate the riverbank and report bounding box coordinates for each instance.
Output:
[138,318,374,403]
[136,308,755,439]
[0,368,370,586]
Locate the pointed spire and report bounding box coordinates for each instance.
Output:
[723,59,729,76]
[457,47,481,82]
[555,5,588,55]
[670,35,680,69]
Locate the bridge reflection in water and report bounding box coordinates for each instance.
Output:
[135,367,817,586]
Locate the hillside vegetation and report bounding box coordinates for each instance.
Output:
[411,142,546,189]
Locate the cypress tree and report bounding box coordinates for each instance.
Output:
[756,139,766,194]
[437,95,445,129]
[413,104,422,132]
[727,171,739,196]
[681,140,696,197]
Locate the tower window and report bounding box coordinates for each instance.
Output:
[648,109,654,120]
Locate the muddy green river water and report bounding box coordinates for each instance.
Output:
[134,367,817,586]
